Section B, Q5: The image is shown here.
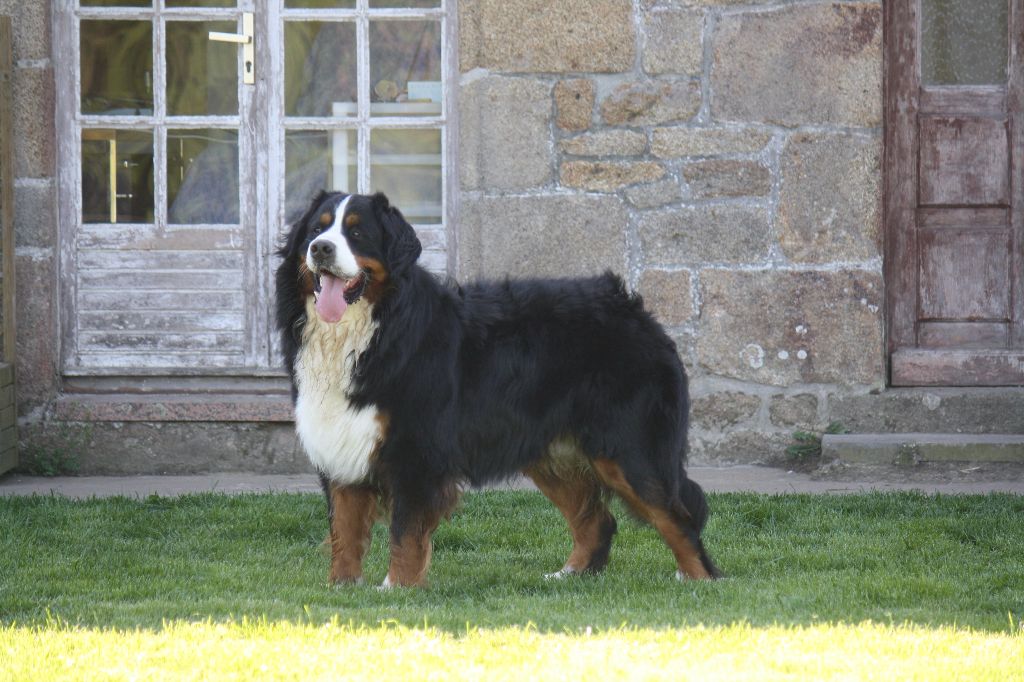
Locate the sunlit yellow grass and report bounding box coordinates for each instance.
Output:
[2,620,1021,681]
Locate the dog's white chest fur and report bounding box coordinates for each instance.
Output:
[294,298,383,485]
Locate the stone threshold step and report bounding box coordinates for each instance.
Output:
[54,393,294,423]
[823,433,1024,465]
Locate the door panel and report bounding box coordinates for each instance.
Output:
[918,115,1009,206]
[918,229,1010,320]
[886,0,1024,385]
[918,321,1009,348]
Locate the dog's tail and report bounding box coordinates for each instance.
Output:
[678,474,722,578]
[679,474,709,532]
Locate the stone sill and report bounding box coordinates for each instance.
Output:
[53,393,294,423]
[823,433,1024,465]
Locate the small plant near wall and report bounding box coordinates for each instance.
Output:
[786,421,850,461]
[17,425,92,477]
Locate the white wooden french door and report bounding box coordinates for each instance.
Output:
[56,0,450,379]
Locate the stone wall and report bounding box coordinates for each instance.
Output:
[1,0,58,417]
[4,0,886,473]
[457,0,885,464]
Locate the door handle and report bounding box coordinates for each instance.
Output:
[209,12,254,85]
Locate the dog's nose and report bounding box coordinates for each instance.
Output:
[310,239,334,262]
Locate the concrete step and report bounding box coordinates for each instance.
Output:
[822,433,1024,466]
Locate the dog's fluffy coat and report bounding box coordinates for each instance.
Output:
[276,191,719,586]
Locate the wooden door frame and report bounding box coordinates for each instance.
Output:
[884,0,1024,386]
[54,0,265,376]
[0,16,17,475]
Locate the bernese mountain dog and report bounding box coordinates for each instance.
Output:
[276,191,720,587]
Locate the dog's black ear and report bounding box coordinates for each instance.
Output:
[373,192,422,275]
[280,190,330,258]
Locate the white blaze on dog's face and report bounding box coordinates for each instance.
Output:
[307,195,367,323]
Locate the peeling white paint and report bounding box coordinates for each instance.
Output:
[922,393,941,411]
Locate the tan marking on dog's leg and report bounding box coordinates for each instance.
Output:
[384,483,459,588]
[592,458,711,580]
[328,484,378,585]
[385,513,442,587]
[525,463,615,576]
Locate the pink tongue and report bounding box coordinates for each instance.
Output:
[315,273,348,323]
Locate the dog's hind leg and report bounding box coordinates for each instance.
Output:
[592,458,716,580]
[525,461,616,577]
[327,483,378,585]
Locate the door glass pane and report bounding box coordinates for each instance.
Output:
[167,22,238,117]
[285,130,358,223]
[922,0,1008,85]
[285,1,356,7]
[370,129,440,224]
[369,20,441,117]
[370,1,440,7]
[285,22,357,117]
[82,129,154,224]
[168,129,239,224]
[80,20,153,116]
[167,1,236,6]
[81,1,151,6]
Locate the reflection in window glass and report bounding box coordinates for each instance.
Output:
[80,0,151,6]
[167,22,238,117]
[80,20,153,115]
[82,129,154,224]
[285,130,358,223]
[922,0,1008,85]
[369,21,441,117]
[370,129,441,224]
[166,0,236,6]
[168,129,240,224]
[370,1,440,7]
[285,0,356,7]
[285,22,358,117]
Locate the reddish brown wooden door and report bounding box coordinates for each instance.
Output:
[886,0,1024,385]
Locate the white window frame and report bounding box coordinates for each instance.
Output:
[54,0,457,382]
[269,0,455,277]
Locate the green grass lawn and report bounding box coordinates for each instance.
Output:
[1,490,1022,679]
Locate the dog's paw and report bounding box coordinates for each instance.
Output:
[675,569,722,581]
[330,576,364,588]
[544,567,577,580]
[376,575,394,591]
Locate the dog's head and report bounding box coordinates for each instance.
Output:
[279,191,422,322]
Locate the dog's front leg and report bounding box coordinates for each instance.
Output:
[327,483,378,585]
[383,503,443,588]
[382,479,459,588]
